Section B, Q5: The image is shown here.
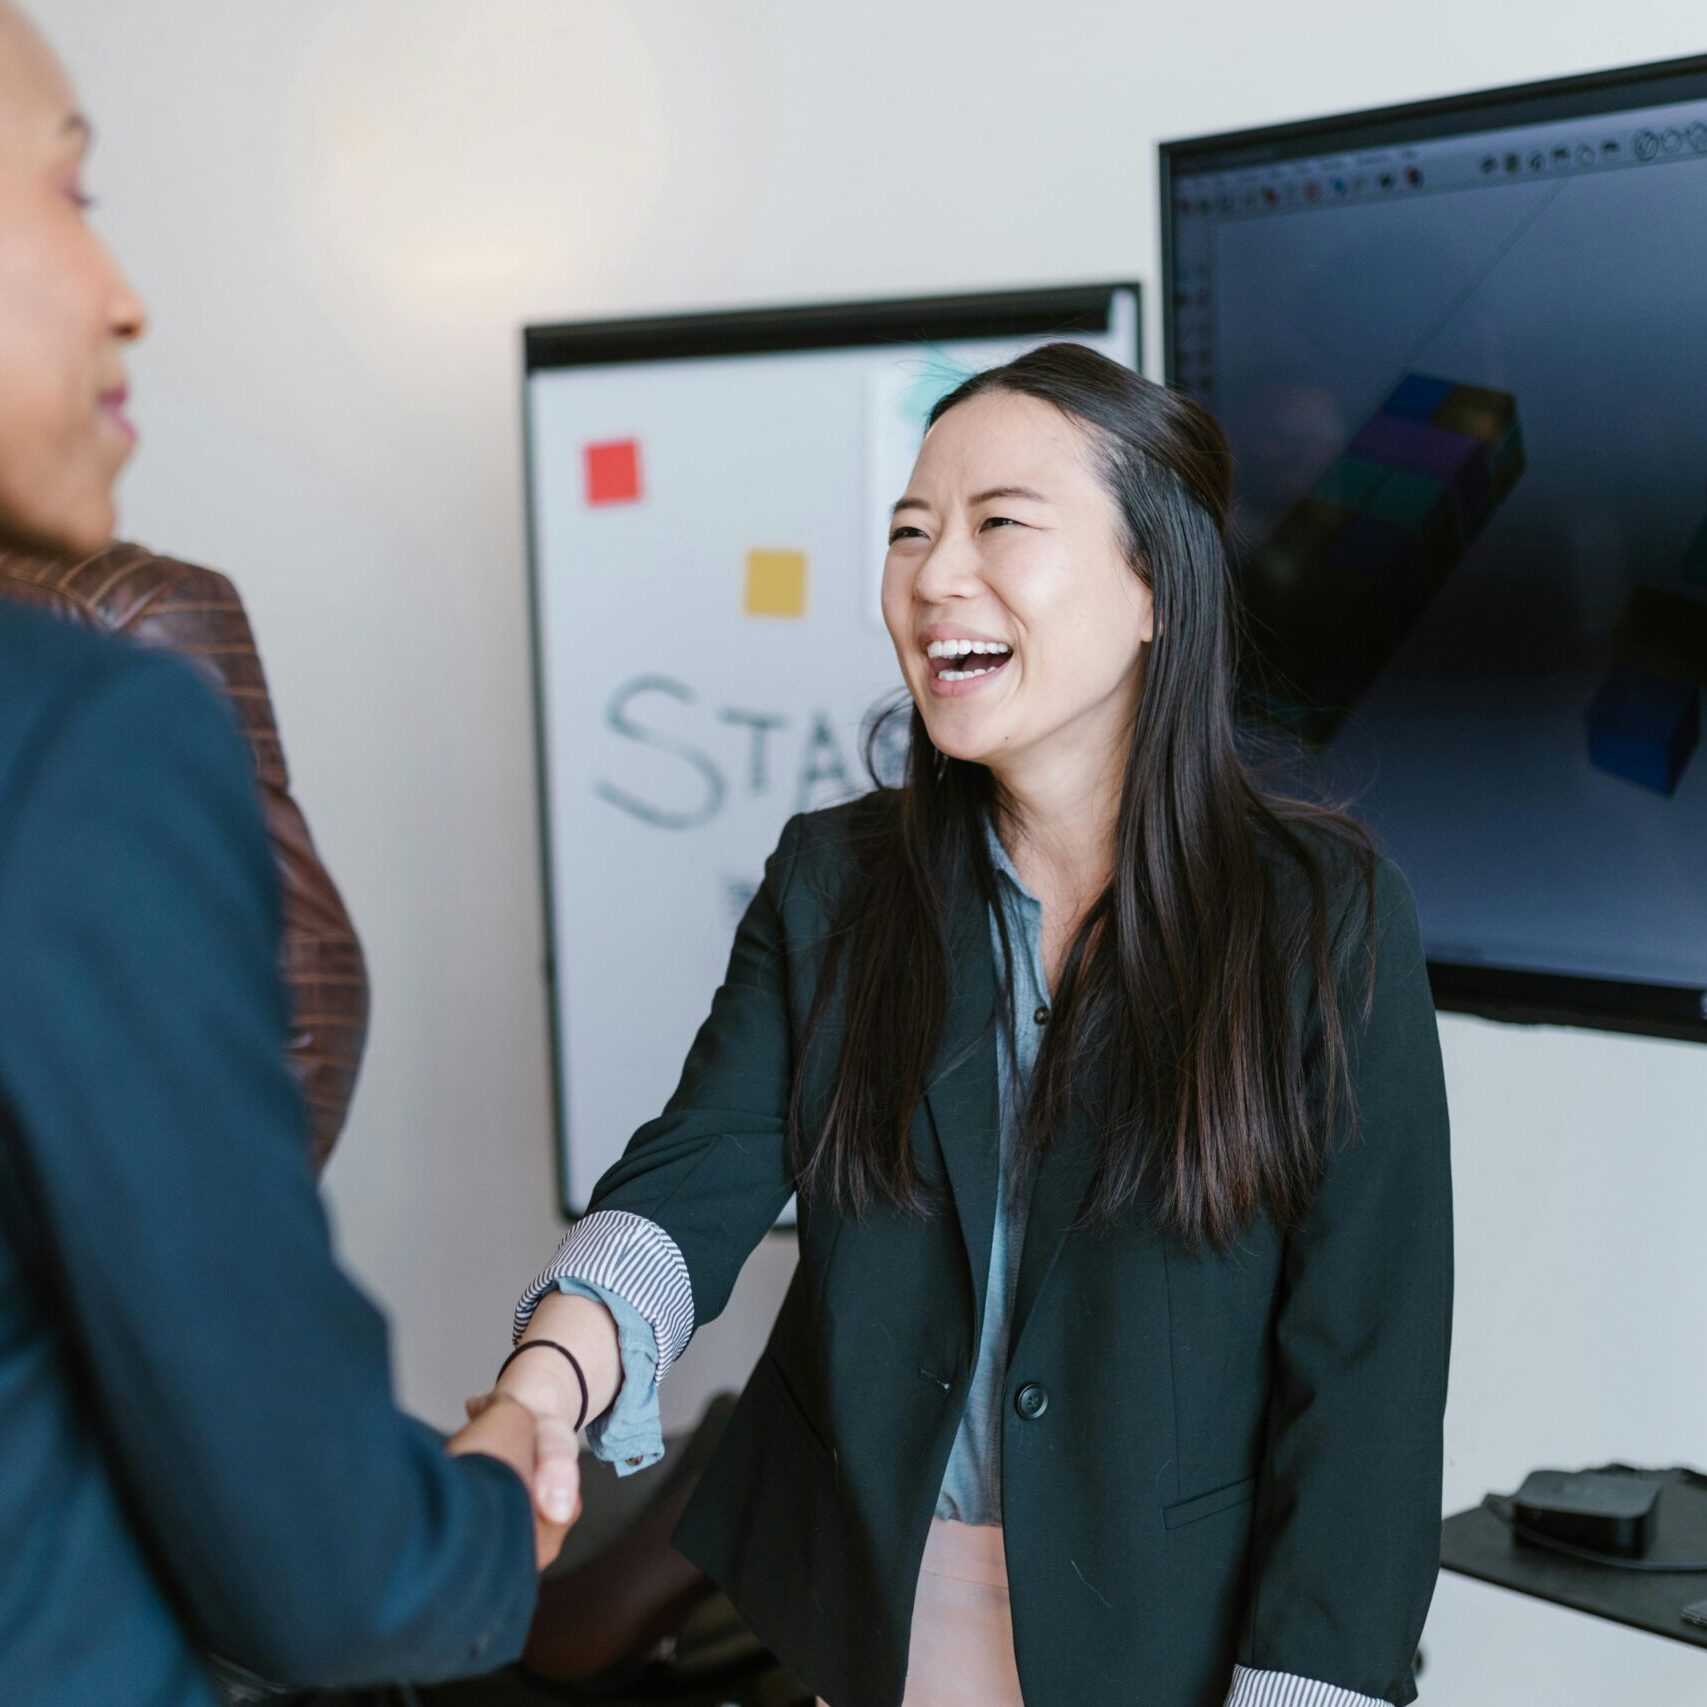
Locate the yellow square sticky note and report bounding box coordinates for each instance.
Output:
[744,548,808,617]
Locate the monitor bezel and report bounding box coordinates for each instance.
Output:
[1158,55,1707,1047]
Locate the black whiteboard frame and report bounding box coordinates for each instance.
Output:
[520,282,1145,1219]
[1158,55,1707,1049]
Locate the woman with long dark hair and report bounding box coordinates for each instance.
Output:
[486,343,1452,1707]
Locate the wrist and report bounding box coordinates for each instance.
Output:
[498,1341,587,1427]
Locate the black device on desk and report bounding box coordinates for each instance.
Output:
[1443,1464,1707,1649]
[1509,1469,1664,1561]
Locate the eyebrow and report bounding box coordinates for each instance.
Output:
[890,484,1050,517]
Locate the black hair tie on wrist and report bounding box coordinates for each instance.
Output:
[496,1339,589,1433]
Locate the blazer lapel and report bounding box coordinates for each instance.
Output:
[922,874,1001,1340]
[1008,1073,1104,1356]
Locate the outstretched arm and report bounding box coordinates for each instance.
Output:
[488,813,811,1529]
[0,647,536,1687]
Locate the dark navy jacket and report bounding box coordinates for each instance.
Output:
[0,606,536,1705]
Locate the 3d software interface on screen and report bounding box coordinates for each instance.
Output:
[1171,94,1707,992]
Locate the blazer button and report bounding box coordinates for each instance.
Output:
[1014,1382,1049,1420]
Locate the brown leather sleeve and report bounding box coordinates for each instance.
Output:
[0,542,369,1170]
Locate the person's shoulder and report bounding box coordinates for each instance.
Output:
[1256,809,1408,923]
[1258,814,1428,1005]
[0,539,230,634]
[0,603,136,758]
[785,789,906,870]
[0,599,223,712]
[763,791,898,908]
[789,790,892,850]
[0,596,126,681]
[0,602,240,795]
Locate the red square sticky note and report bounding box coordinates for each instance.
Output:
[584,439,642,506]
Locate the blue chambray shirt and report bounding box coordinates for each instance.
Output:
[933,820,1046,1523]
[561,817,1047,1526]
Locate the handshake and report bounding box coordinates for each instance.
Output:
[447,1290,621,1569]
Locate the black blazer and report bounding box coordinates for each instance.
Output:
[584,800,1453,1707]
[0,607,536,1706]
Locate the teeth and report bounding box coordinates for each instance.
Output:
[940,666,998,682]
[926,638,1012,660]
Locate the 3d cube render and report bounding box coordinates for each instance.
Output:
[583,439,643,506]
[1311,454,1386,512]
[1377,372,1455,423]
[1348,410,1492,533]
[1429,382,1526,505]
[1328,512,1429,634]
[1239,371,1524,745]
[1360,467,1464,590]
[1387,375,1527,506]
[744,548,808,617]
[1240,498,1389,743]
[1612,585,1707,687]
[1585,661,1700,795]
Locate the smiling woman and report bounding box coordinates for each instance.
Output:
[498,340,1453,1707]
[848,344,1365,1247]
[884,394,1154,784]
[0,1,144,558]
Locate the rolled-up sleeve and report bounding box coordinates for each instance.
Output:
[1226,1663,1387,1706]
[513,815,809,1479]
[514,1208,694,1376]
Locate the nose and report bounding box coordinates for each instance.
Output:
[910,523,984,606]
[107,251,147,346]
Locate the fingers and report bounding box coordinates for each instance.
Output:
[531,1409,582,1526]
[447,1393,539,1498]
[531,1466,581,1568]
[534,1507,573,1570]
[456,1384,583,1568]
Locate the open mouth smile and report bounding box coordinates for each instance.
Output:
[924,637,1013,693]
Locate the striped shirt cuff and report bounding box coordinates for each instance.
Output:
[513,1209,695,1377]
[1226,1667,1388,1707]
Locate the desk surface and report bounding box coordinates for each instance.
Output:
[1441,1468,1707,1652]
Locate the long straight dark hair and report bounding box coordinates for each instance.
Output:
[789,343,1381,1252]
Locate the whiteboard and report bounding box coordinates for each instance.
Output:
[522,285,1142,1215]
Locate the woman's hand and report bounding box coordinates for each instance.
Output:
[471,1291,624,1553]
[447,1391,578,1569]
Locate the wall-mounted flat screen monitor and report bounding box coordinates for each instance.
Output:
[1161,55,1707,1043]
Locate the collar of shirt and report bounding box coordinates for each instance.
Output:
[981,814,1043,914]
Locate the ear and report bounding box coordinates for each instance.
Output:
[1137,579,1157,645]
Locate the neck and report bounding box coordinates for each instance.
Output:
[987,739,1124,906]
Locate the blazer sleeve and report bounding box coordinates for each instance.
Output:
[565,812,809,1342]
[0,648,535,1688]
[1235,855,1453,1706]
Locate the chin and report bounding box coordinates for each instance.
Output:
[1,495,115,562]
[918,717,999,768]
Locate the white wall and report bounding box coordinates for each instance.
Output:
[36,2,1707,1699]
